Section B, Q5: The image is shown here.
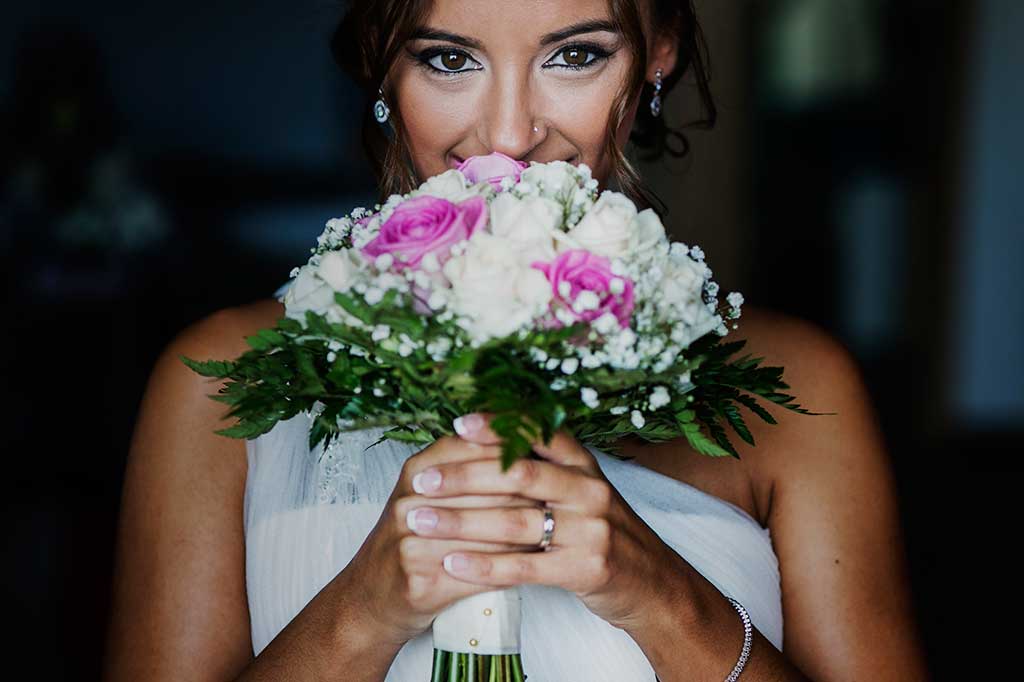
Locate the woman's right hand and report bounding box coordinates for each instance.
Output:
[335,433,538,646]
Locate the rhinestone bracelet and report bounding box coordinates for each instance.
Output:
[723,596,753,681]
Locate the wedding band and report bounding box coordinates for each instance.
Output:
[538,504,555,551]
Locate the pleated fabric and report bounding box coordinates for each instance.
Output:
[244,410,783,681]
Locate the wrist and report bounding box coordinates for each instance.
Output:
[326,573,408,663]
[626,558,712,643]
[626,559,744,680]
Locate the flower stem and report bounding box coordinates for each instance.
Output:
[429,648,525,682]
[433,649,447,680]
[510,654,524,682]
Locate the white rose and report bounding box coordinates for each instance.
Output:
[565,190,638,259]
[654,251,722,347]
[442,232,553,342]
[316,248,365,292]
[412,169,482,203]
[656,251,706,315]
[520,161,578,198]
[488,193,562,263]
[283,265,336,320]
[629,209,669,263]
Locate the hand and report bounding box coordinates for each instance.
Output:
[337,430,540,646]
[403,412,692,634]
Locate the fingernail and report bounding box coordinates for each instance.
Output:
[453,413,484,436]
[444,553,470,573]
[406,507,439,532]
[412,468,442,493]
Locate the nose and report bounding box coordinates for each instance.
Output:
[478,69,538,161]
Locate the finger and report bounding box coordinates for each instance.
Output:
[414,494,535,510]
[440,547,591,590]
[401,537,533,575]
[407,505,596,549]
[452,412,502,445]
[412,457,602,507]
[454,413,596,470]
[529,428,595,469]
[393,494,538,537]
[439,569,512,605]
[402,435,501,489]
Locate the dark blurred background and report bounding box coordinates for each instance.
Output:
[2,0,1020,679]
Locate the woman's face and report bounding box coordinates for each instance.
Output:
[388,0,668,188]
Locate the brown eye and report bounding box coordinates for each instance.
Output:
[560,47,588,67]
[546,45,607,70]
[441,51,468,70]
[421,49,478,75]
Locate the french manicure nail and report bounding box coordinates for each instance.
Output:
[406,507,438,532]
[453,413,483,436]
[444,553,470,572]
[412,468,442,493]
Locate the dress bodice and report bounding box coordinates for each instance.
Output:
[243,410,784,680]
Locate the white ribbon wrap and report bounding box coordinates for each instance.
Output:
[431,587,522,654]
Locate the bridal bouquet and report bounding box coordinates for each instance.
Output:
[183,152,809,681]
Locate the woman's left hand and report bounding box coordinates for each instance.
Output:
[404,411,692,634]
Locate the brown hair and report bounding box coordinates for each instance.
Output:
[330,0,716,216]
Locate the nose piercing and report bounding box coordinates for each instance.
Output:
[533,125,539,133]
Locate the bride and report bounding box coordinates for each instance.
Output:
[104,1,930,680]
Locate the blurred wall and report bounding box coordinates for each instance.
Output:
[0,1,360,169]
[637,0,751,292]
[951,0,1024,428]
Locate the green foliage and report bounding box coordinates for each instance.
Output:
[467,344,566,470]
[180,298,821,469]
[680,335,828,459]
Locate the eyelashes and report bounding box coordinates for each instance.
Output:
[414,48,484,76]
[546,44,612,70]
[412,43,614,78]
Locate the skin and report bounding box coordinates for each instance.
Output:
[390,0,667,187]
[104,2,932,681]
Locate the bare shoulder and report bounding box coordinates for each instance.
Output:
[104,297,284,681]
[129,296,286,451]
[174,297,286,361]
[729,306,930,679]
[721,304,871,492]
[727,304,862,396]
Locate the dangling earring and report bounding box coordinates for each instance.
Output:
[649,68,663,117]
[373,86,390,124]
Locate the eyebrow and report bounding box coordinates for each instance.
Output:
[410,19,619,51]
[538,19,618,46]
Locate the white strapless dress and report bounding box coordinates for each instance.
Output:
[244,407,784,681]
[247,280,782,675]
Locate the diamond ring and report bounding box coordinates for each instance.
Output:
[538,504,555,551]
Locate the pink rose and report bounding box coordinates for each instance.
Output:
[361,194,487,270]
[456,152,528,190]
[531,249,635,328]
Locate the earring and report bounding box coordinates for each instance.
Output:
[373,86,390,124]
[650,68,663,117]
